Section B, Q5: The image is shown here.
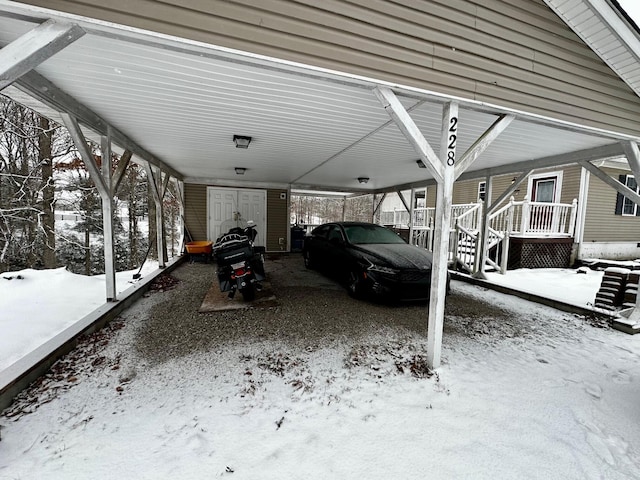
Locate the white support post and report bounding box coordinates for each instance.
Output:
[473,175,492,279]
[174,178,186,254]
[427,102,458,369]
[502,197,515,274]
[568,199,578,236]
[100,133,117,301]
[521,197,531,235]
[61,113,119,301]
[622,142,640,324]
[409,188,416,245]
[342,196,347,222]
[145,163,167,268]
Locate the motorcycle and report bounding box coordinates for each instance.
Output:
[213,221,266,301]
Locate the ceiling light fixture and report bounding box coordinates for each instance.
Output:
[416,159,427,169]
[233,135,252,149]
[235,167,246,175]
[357,177,369,184]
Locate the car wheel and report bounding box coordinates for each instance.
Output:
[303,250,315,270]
[347,269,365,299]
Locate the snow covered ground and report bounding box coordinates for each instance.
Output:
[485,267,603,308]
[0,262,158,371]
[2,262,640,478]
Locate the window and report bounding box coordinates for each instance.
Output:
[478,181,486,202]
[615,175,640,216]
[531,177,557,203]
[527,170,563,203]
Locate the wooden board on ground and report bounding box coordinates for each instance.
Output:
[199,281,278,312]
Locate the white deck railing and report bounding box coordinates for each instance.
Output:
[489,197,577,237]
[380,196,577,275]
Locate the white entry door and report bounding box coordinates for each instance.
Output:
[207,187,267,247]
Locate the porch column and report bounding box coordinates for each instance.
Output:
[145,163,168,268]
[374,86,514,368]
[428,102,458,368]
[174,178,186,254]
[409,188,416,245]
[456,113,515,278]
[622,141,640,324]
[100,132,116,301]
[474,175,493,278]
[61,113,120,301]
[480,169,531,276]
[374,86,445,368]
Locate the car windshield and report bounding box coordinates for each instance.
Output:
[343,224,406,245]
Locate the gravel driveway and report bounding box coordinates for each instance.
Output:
[135,254,519,363]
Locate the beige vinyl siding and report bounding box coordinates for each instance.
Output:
[451,181,482,205]
[184,183,207,242]
[431,164,583,208]
[24,0,640,135]
[583,168,640,243]
[266,190,289,252]
[184,184,288,250]
[557,165,581,205]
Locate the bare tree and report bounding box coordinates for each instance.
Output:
[0,98,61,272]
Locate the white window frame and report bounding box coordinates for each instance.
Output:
[527,170,563,202]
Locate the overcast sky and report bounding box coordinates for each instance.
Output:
[617,0,640,25]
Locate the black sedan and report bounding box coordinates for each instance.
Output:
[302,221,442,301]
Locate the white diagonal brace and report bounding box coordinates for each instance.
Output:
[579,161,640,205]
[61,112,108,195]
[161,170,171,200]
[111,150,132,196]
[0,19,84,90]
[373,193,386,216]
[488,169,533,212]
[396,190,410,213]
[622,141,640,181]
[454,114,515,180]
[373,86,443,182]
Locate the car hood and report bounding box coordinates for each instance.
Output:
[353,244,433,270]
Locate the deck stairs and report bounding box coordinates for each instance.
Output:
[398,197,578,276]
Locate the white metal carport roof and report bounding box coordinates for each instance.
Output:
[0,1,637,195]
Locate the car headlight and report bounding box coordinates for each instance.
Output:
[366,260,399,276]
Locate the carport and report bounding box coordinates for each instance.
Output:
[2,0,640,369]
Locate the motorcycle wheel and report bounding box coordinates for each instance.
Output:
[240,285,256,302]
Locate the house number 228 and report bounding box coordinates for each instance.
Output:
[447,116,458,166]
